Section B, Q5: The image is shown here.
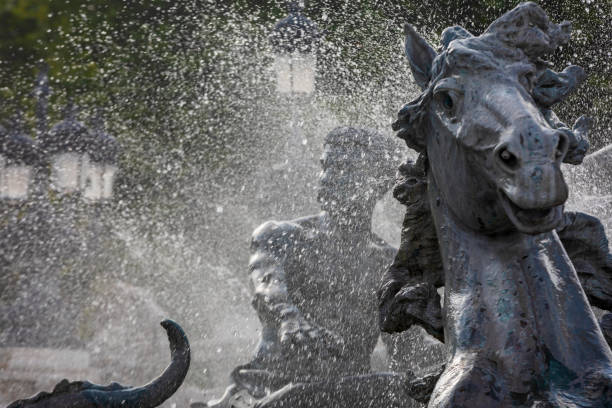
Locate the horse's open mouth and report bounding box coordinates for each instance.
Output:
[498,190,563,234]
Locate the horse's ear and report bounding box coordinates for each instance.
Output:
[404,24,437,90]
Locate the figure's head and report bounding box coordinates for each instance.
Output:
[394,2,586,234]
[317,127,398,224]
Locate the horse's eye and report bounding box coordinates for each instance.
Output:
[436,91,455,113]
[442,93,454,109]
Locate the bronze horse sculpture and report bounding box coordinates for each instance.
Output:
[385,2,612,407]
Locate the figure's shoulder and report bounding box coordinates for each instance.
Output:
[370,233,398,259]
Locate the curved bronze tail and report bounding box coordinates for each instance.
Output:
[8,319,190,408]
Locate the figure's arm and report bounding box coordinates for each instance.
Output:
[249,221,343,354]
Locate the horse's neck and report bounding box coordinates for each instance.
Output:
[427,174,612,376]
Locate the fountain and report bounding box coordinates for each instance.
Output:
[4,2,612,408]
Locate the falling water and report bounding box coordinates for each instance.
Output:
[0,1,610,407]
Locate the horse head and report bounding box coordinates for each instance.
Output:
[394,2,587,235]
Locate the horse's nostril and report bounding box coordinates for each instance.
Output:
[555,132,568,161]
[498,147,519,170]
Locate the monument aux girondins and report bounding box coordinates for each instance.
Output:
[8,2,612,408]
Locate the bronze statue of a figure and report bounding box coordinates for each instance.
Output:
[207,127,416,408]
[379,2,612,406]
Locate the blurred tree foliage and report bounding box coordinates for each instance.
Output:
[0,1,278,213]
